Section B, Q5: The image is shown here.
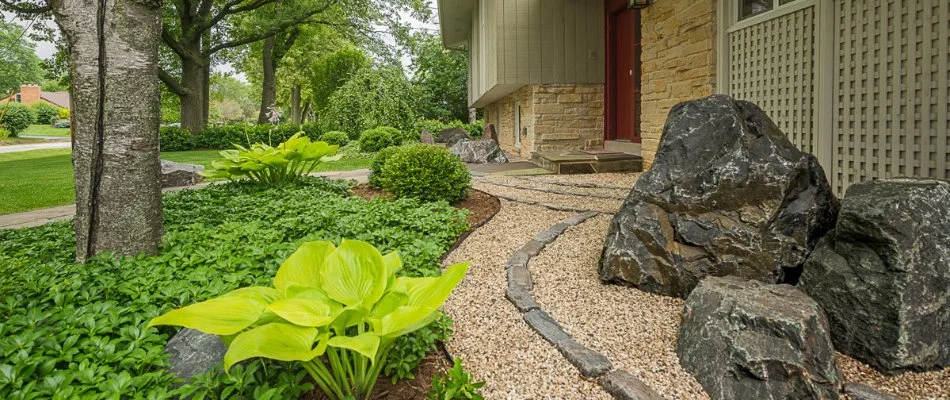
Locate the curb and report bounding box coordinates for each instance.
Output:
[503,212,666,400]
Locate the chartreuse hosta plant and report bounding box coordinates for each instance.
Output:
[149,239,469,400]
[202,132,341,183]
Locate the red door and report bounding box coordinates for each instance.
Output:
[605,2,642,142]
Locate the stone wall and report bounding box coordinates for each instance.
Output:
[640,0,717,167]
[484,84,604,159]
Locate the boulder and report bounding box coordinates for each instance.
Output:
[677,276,842,400]
[799,178,950,374]
[161,159,204,188]
[450,139,509,163]
[420,130,435,144]
[599,95,839,298]
[437,127,470,147]
[164,328,227,380]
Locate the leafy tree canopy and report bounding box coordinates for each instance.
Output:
[407,32,468,122]
[0,19,44,95]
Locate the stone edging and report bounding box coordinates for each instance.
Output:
[504,212,666,400]
[476,179,627,200]
[514,176,634,191]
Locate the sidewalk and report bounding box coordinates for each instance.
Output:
[0,141,71,153]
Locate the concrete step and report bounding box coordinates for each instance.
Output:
[604,140,641,154]
[531,150,643,174]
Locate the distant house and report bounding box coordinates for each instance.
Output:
[438,0,950,194]
[2,84,71,110]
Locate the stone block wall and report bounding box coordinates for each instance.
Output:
[484,84,605,159]
[640,0,717,167]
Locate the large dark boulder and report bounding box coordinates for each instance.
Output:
[677,276,842,400]
[799,178,950,374]
[437,127,470,147]
[450,139,509,163]
[161,159,204,188]
[599,95,839,298]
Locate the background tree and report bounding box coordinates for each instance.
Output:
[309,47,366,120]
[408,33,468,122]
[319,65,416,138]
[209,72,257,122]
[1,0,165,262]
[0,19,44,95]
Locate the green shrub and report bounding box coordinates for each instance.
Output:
[53,119,70,129]
[58,107,70,120]
[359,127,396,153]
[202,132,338,184]
[369,145,403,188]
[0,178,469,399]
[0,103,35,136]
[0,127,9,140]
[159,126,195,151]
[320,130,350,146]
[411,119,485,140]
[31,102,60,125]
[380,144,471,203]
[429,359,485,400]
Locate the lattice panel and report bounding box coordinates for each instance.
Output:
[834,0,950,194]
[729,6,817,155]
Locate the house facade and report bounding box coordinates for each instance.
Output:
[1,84,71,110]
[439,0,950,194]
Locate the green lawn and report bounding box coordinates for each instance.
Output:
[21,125,72,137]
[0,149,371,215]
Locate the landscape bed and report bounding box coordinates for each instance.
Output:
[0,177,491,399]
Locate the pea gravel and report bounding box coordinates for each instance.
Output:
[441,201,611,399]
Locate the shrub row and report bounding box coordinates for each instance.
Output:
[412,119,485,139]
[160,123,323,152]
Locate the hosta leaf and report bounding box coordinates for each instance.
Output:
[223,323,320,371]
[320,239,387,309]
[274,241,336,292]
[266,298,333,327]
[223,287,282,304]
[327,333,380,362]
[378,306,439,338]
[147,295,268,335]
[381,251,402,291]
[395,262,469,309]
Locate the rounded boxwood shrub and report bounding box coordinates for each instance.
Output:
[320,130,349,146]
[380,144,471,203]
[359,127,396,153]
[1,103,35,136]
[368,145,402,187]
[31,103,60,125]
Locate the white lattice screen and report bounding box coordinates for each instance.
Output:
[728,5,817,155]
[833,0,950,194]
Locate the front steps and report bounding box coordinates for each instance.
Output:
[531,150,643,174]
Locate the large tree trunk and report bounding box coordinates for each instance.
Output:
[52,0,164,262]
[301,100,311,123]
[179,54,208,133]
[257,36,277,124]
[291,86,302,124]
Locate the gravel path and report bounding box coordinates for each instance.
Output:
[441,201,611,399]
[448,172,948,400]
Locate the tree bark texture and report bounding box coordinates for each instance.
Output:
[291,86,302,124]
[257,36,277,124]
[52,0,164,262]
[178,54,209,133]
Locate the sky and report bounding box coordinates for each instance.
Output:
[3,1,440,83]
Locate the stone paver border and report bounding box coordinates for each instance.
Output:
[492,195,610,215]
[504,211,665,399]
[475,179,627,200]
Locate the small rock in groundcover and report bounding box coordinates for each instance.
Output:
[164,328,227,380]
[599,95,839,298]
[437,127,470,147]
[161,159,204,188]
[799,178,950,374]
[450,139,509,164]
[676,276,842,400]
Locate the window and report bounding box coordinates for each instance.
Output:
[739,0,800,20]
[14,94,21,103]
[513,101,521,148]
